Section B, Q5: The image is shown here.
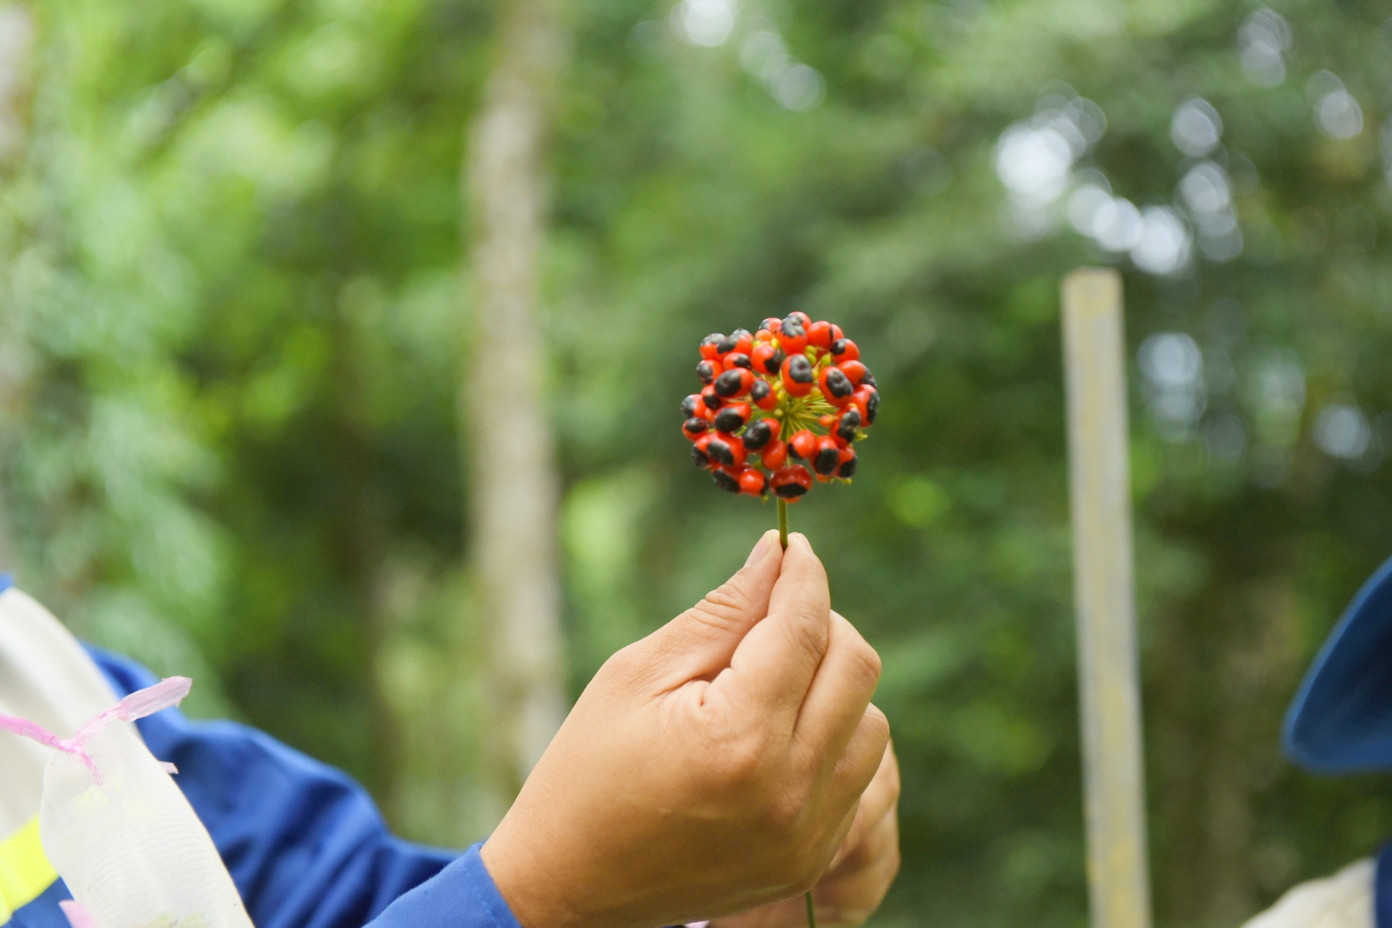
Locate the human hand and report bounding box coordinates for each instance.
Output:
[481,530,889,928]
[707,741,900,928]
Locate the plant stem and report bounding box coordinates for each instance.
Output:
[774,498,809,925]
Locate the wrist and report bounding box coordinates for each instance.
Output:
[480,828,588,928]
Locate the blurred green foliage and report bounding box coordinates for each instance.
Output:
[7,0,1392,926]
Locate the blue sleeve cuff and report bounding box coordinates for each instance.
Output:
[368,843,522,928]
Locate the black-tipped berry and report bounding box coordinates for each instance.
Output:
[751,344,783,375]
[830,338,860,361]
[706,436,746,468]
[836,407,861,443]
[683,417,709,440]
[782,355,814,397]
[742,418,773,452]
[691,437,712,468]
[778,315,808,355]
[771,465,812,500]
[813,437,840,476]
[820,366,854,402]
[714,403,751,433]
[714,368,754,398]
[712,468,741,493]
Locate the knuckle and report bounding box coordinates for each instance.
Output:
[839,836,875,871]
[757,784,813,845]
[885,757,902,799]
[850,639,882,688]
[704,726,769,792]
[863,704,891,746]
[780,609,829,662]
[702,578,750,617]
[599,642,642,679]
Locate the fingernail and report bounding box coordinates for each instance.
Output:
[743,531,776,568]
[788,532,811,552]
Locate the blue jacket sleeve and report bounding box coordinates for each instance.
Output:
[88,647,522,928]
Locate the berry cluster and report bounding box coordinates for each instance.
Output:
[682,313,879,501]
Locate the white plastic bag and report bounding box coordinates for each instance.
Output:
[1,678,255,928]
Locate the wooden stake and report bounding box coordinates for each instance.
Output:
[1061,268,1153,928]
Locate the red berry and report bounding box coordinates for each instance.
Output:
[737,467,767,496]
[725,352,752,369]
[777,315,808,356]
[836,446,857,479]
[682,417,709,441]
[751,343,784,376]
[681,394,702,418]
[813,436,841,477]
[838,360,868,386]
[850,385,878,425]
[760,438,788,470]
[700,334,723,362]
[714,368,755,398]
[781,355,815,397]
[713,403,751,433]
[731,328,754,356]
[789,429,819,461]
[692,434,714,469]
[830,338,860,362]
[829,323,844,342]
[741,418,774,451]
[712,467,741,494]
[819,366,855,405]
[761,316,783,334]
[701,385,724,411]
[770,465,812,501]
[834,407,862,444]
[706,435,746,469]
[786,311,811,326]
[807,321,835,352]
[750,378,777,410]
[697,359,717,385]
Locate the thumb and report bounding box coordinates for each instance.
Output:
[642,530,783,682]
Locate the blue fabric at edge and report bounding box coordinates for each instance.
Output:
[76,646,523,928]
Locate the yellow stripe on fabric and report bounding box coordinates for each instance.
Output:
[0,816,57,920]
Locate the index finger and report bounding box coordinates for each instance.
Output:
[715,533,831,723]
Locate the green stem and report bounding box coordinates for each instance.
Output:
[774,498,811,928]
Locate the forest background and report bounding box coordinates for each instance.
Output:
[4,1,1392,926]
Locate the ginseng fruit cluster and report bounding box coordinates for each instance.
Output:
[681,313,879,501]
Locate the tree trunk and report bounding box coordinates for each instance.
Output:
[461,0,569,817]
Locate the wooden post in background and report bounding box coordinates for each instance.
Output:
[1062,268,1153,928]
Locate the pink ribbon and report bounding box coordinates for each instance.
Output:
[0,676,191,776]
